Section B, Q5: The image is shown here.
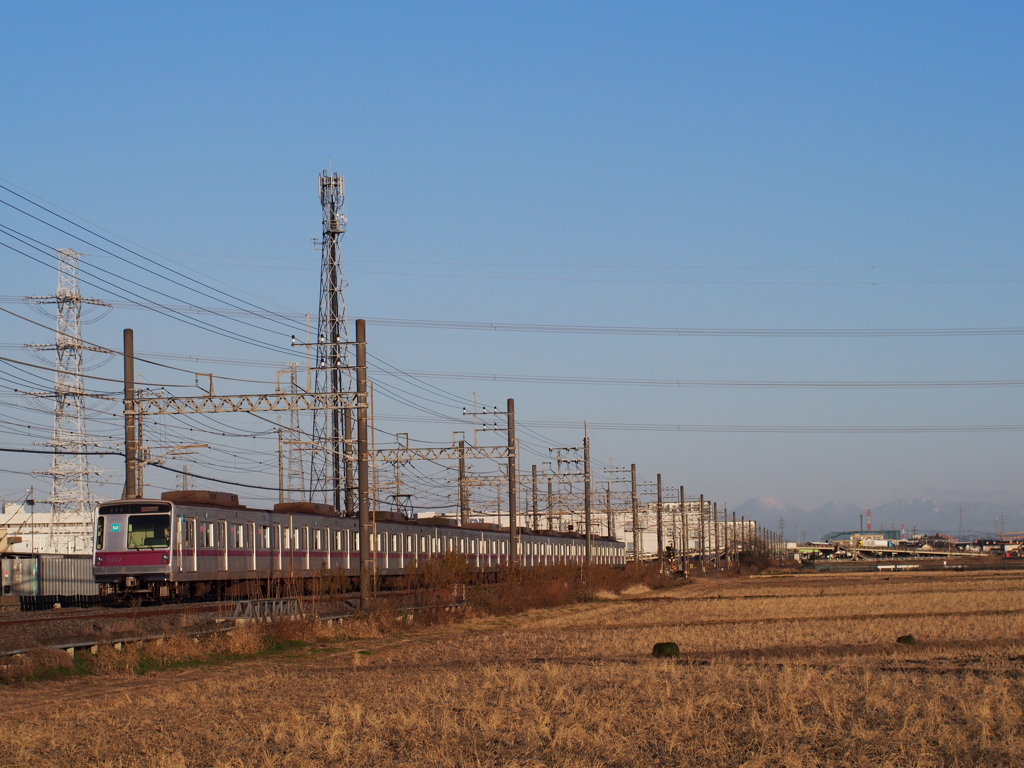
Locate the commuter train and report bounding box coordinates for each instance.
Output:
[93,490,627,598]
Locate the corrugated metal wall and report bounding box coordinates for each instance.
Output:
[1,555,98,596]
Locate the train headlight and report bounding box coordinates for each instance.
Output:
[95,555,103,565]
[161,553,170,564]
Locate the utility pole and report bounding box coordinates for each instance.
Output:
[583,423,592,564]
[506,398,518,565]
[547,474,554,530]
[277,427,285,504]
[606,483,613,538]
[722,504,728,569]
[680,485,687,576]
[631,464,640,562]
[713,502,719,570]
[532,464,539,531]
[699,493,705,572]
[123,328,137,500]
[458,439,468,526]
[356,319,371,609]
[656,473,664,572]
[731,508,736,569]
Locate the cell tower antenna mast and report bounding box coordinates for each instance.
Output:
[27,249,110,553]
[309,170,349,513]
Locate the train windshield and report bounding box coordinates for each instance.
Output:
[127,514,171,549]
[96,516,105,551]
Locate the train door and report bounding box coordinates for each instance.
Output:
[183,518,197,573]
[272,524,281,572]
[218,520,228,571]
[247,523,256,571]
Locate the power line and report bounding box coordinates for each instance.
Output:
[0,182,307,336]
[363,317,1024,338]
[0,231,293,356]
[372,369,1024,389]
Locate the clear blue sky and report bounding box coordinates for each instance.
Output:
[2,2,1022,515]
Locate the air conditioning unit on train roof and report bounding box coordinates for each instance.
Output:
[273,501,337,516]
[161,490,243,508]
[462,522,500,532]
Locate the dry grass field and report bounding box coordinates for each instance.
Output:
[3,569,1024,767]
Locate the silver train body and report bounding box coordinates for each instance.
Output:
[93,494,627,597]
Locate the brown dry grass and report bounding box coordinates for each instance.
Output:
[4,570,1024,766]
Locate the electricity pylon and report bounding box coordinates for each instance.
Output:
[27,249,110,553]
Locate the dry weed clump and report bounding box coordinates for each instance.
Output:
[0,648,75,683]
[475,562,673,617]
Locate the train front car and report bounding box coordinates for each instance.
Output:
[94,500,174,597]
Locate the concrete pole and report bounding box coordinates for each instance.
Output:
[506,399,519,565]
[656,473,664,572]
[583,424,592,564]
[606,483,613,538]
[631,464,640,562]
[680,485,688,576]
[122,329,137,500]
[356,319,372,608]
[531,464,539,531]
[459,439,469,527]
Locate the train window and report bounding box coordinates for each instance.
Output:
[354,532,359,550]
[300,527,308,551]
[501,540,508,555]
[96,516,105,551]
[283,527,291,550]
[260,526,270,548]
[183,519,194,547]
[407,535,414,553]
[333,531,342,551]
[314,529,323,551]
[390,534,398,552]
[127,514,171,550]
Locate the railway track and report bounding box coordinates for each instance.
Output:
[0,601,237,627]
[0,587,469,657]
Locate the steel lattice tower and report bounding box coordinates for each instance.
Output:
[309,171,350,512]
[28,249,109,553]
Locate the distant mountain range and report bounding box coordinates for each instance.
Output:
[732,496,1024,541]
